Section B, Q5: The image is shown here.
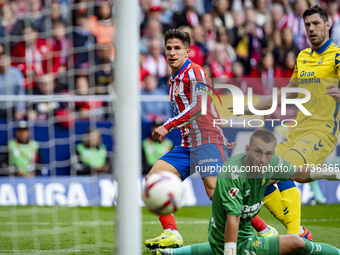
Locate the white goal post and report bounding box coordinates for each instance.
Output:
[114,0,141,255]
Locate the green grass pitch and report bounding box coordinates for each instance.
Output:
[0,205,339,254]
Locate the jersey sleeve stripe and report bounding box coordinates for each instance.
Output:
[189,68,203,145]
[332,101,340,135]
[332,81,340,135]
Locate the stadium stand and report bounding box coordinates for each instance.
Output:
[1,0,339,176]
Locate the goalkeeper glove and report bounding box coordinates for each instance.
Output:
[310,168,340,180]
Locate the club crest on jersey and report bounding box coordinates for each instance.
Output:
[253,240,263,246]
[302,59,306,64]
[228,188,239,198]
[318,57,325,65]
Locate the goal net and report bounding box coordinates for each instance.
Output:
[0,0,135,254]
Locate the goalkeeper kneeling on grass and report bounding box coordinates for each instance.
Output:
[153,129,340,255]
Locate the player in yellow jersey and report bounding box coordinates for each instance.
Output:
[241,5,340,239]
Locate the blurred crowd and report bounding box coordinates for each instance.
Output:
[0,0,340,123]
[1,0,340,175]
[0,0,115,123]
[139,0,340,122]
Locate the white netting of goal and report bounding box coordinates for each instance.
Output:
[0,1,122,253]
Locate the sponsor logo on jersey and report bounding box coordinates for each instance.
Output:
[298,71,321,84]
[300,71,315,77]
[197,158,218,165]
[241,203,261,218]
[298,77,320,84]
[228,188,239,198]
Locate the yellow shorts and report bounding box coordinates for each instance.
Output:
[276,131,337,167]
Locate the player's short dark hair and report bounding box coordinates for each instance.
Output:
[303,5,329,23]
[250,129,277,145]
[164,29,191,49]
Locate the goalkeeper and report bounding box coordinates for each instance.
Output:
[153,129,340,255]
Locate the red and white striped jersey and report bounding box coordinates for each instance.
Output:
[163,60,228,148]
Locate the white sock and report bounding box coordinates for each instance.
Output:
[165,229,179,235]
[258,226,271,234]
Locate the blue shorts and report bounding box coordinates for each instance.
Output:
[159,144,228,180]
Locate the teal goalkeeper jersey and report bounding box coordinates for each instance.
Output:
[208,153,295,246]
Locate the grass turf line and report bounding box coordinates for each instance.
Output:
[0,205,339,254]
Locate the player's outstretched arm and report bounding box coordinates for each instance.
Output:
[228,82,298,115]
[162,79,209,131]
[290,165,340,183]
[326,83,340,102]
[224,213,240,255]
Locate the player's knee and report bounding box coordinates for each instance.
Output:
[146,167,157,179]
[145,171,152,180]
[203,180,216,200]
[147,160,181,180]
[202,176,217,200]
[207,191,214,201]
[205,187,214,200]
[280,235,305,253]
[273,213,284,222]
[291,236,305,252]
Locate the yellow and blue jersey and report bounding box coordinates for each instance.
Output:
[291,38,340,139]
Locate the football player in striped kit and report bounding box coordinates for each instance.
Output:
[144,29,276,249]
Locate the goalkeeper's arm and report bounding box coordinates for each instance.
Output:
[224,213,239,255]
[289,166,340,183]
